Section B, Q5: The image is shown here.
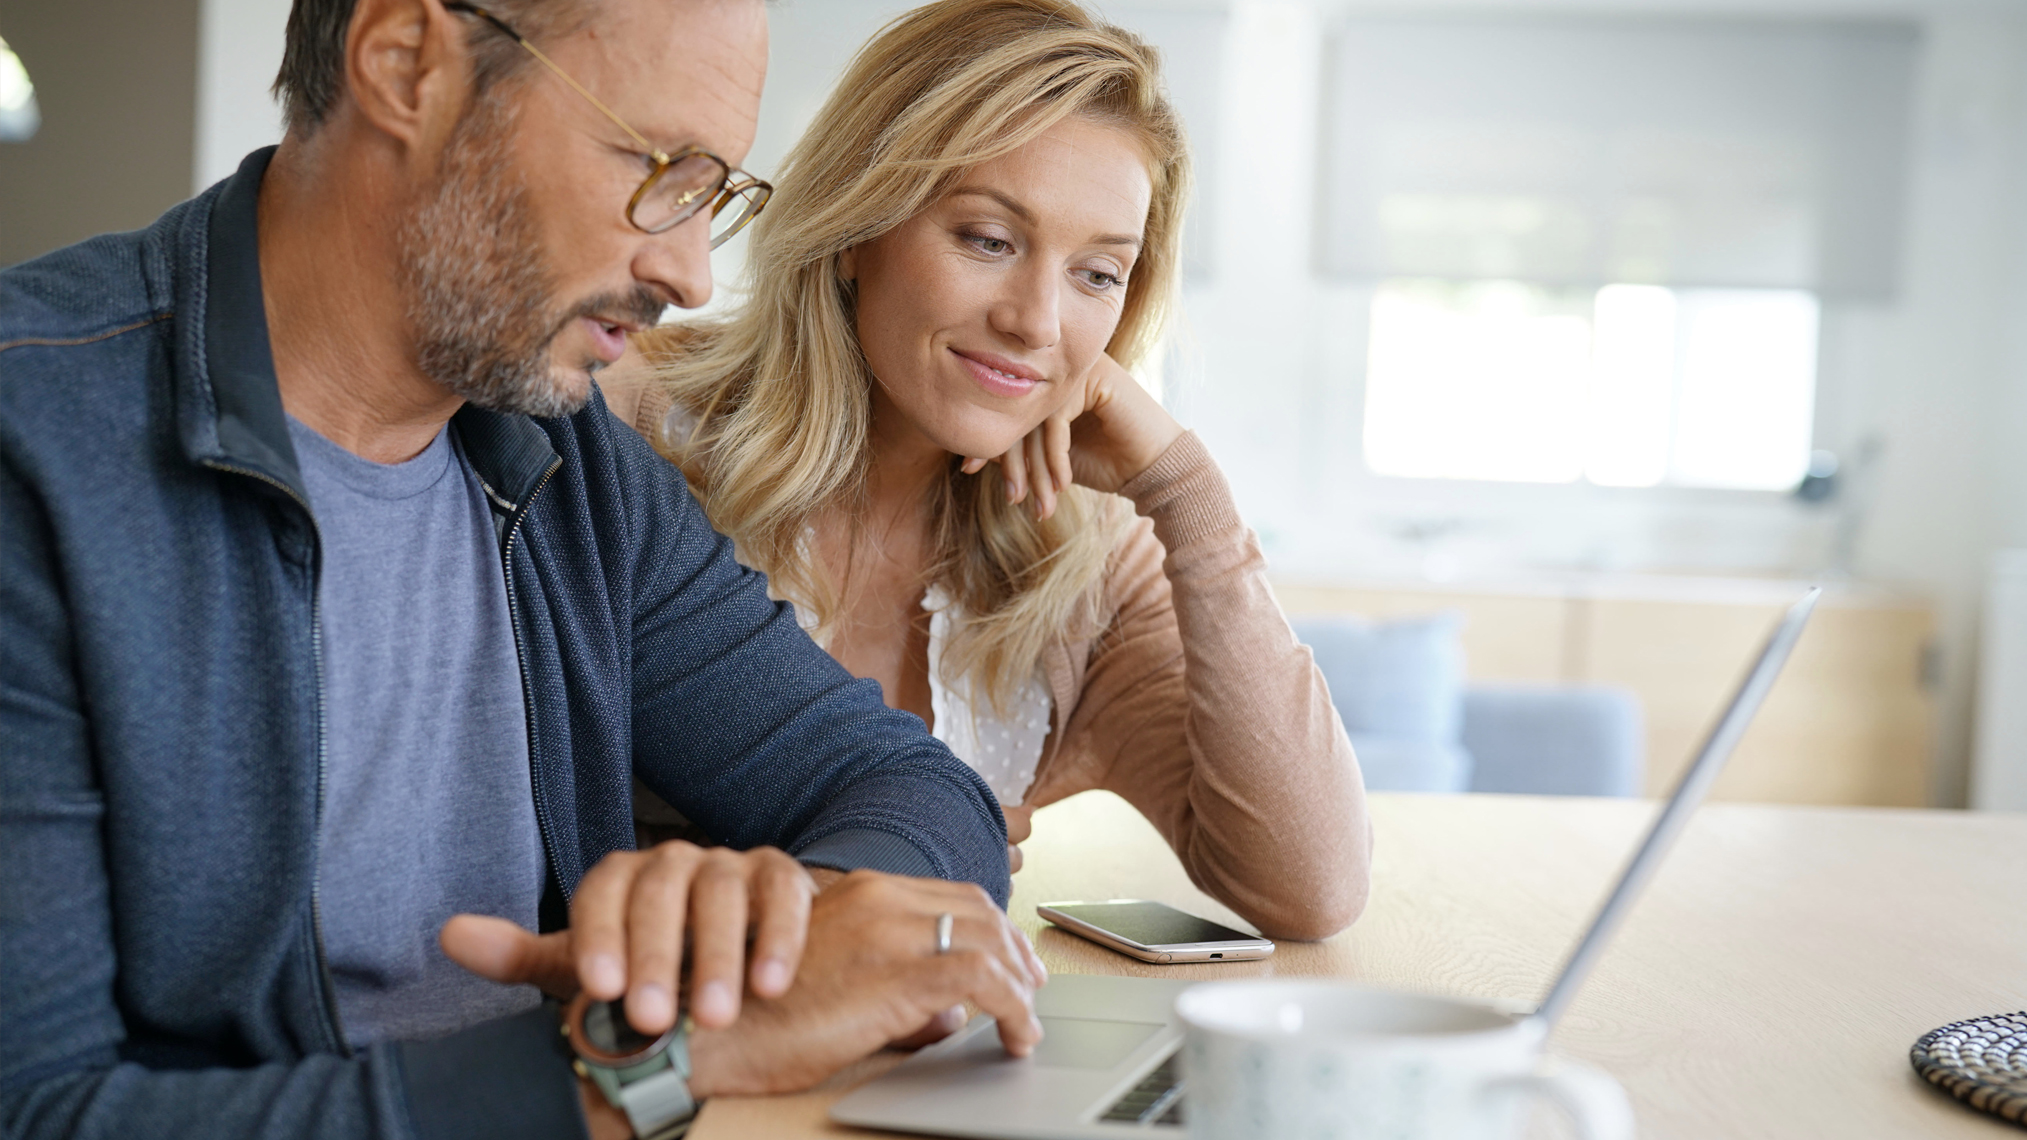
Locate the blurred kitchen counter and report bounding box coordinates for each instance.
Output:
[1274,574,1935,806]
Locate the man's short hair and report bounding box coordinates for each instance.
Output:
[272,0,587,136]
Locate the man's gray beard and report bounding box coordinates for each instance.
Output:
[398,99,586,420]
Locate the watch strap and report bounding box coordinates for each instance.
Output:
[581,1014,698,1140]
[618,1064,696,1140]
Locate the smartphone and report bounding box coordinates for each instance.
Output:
[1036,899,1275,964]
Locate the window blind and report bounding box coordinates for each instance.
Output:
[1318,16,1919,300]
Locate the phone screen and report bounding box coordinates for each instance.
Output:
[1046,901,1257,947]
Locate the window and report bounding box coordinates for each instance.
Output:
[1320,16,1889,500]
[1362,280,1819,490]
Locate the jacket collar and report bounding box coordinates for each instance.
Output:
[452,403,564,513]
[187,146,304,499]
[184,146,558,513]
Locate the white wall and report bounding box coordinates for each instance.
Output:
[195,0,289,192]
[1996,46,2027,558]
[1967,33,2027,808]
[1826,9,2027,805]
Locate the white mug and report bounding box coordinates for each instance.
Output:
[1176,979,1634,1140]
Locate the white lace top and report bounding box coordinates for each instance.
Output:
[665,405,1052,806]
[792,585,1053,807]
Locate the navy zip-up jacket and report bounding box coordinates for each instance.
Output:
[0,148,1009,1139]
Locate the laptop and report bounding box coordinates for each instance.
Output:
[832,588,1822,1139]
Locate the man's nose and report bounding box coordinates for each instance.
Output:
[989,263,1061,351]
[633,213,715,310]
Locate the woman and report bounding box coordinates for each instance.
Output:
[606,0,1370,940]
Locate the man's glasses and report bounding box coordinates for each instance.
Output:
[444,2,771,248]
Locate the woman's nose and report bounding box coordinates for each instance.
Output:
[989,265,1061,350]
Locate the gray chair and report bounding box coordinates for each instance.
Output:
[1295,613,1474,793]
[1460,684,1644,797]
[1293,613,1645,797]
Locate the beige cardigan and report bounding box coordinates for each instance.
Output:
[603,379,1372,940]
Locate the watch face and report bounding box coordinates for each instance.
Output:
[571,993,675,1065]
[584,998,656,1054]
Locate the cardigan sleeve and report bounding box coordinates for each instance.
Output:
[1046,432,1372,940]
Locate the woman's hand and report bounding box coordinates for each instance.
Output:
[1004,804,1035,873]
[961,353,1184,521]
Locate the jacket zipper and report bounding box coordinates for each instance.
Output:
[201,460,351,1056]
[497,456,567,906]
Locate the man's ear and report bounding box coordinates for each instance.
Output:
[343,0,471,153]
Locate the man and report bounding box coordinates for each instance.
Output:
[0,1,1044,1137]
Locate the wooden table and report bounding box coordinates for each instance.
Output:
[697,791,2027,1138]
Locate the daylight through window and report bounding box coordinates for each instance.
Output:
[1362,280,1819,491]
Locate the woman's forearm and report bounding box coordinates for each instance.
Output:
[1078,432,1372,940]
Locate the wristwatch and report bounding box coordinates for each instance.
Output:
[563,991,700,1140]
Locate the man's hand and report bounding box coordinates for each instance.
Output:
[684,869,1047,1097]
[441,842,819,1035]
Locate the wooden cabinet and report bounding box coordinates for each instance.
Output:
[1275,577,1936,806]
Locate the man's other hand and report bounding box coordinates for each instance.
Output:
[685,869,1046,1097]
[441,842,818,1034]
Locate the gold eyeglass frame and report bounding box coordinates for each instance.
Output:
[443,1,771,248]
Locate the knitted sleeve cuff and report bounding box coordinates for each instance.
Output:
[1116,431,1246,553]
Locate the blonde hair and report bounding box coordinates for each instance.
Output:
[640,0,1190,712]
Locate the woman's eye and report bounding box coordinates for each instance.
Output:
[1080,268,1124,290]
[965,233,1012,255]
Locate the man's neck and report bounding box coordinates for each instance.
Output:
[259,134,463,465]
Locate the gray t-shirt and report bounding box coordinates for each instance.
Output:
[288,416,546,1047]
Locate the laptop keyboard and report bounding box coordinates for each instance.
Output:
[1098,1051,1185,1127]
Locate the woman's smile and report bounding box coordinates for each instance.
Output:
[950,347,1044,399]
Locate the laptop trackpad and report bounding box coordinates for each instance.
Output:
[1030,1016,1163,1069]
